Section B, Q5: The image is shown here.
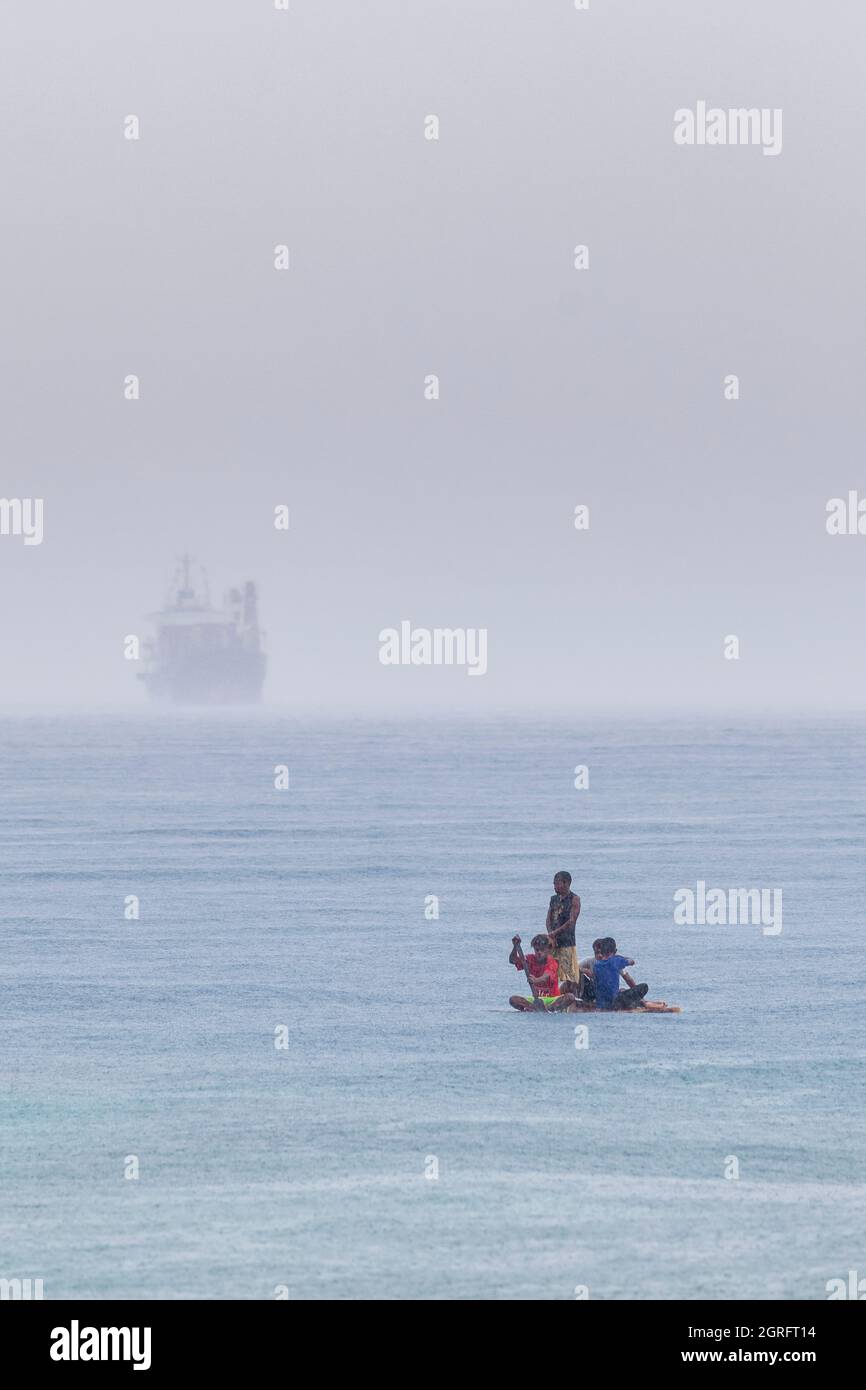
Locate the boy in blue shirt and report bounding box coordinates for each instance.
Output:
[580,936,649,1010]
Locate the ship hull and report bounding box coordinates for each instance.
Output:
[138,652,266,706]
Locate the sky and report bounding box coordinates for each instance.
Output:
[1,0,864,713]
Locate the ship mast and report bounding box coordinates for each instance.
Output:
[176,553,196,607]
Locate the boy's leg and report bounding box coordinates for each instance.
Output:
[509,995,536,1011]
[613,983,649,1010]
[553,946,580,987]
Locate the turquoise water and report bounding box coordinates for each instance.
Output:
[1,714,864,1300]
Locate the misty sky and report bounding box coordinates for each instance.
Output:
[1,0,864,712]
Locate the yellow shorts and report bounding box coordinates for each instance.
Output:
[552,945,579,984]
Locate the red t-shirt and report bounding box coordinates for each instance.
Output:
[515,952,560,996]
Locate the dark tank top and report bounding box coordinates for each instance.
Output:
[549,891,576,948]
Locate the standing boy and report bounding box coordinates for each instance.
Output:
[545,871,581,987]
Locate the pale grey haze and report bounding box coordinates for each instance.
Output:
[1,0,863,712]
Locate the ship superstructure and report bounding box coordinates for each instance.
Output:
[138,556,266,705]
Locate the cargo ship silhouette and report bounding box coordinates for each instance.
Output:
[138,556,266,705]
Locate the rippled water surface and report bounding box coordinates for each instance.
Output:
[1,714,864,1299]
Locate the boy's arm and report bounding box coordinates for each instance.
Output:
[620,959,637,988]
[545,903,559,940]
[527,964,549,985]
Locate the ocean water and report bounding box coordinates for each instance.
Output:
[1,712,864,1301]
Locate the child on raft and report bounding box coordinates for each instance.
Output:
[509,934,671,1012]
[508,934,561,1011]
[579,937,649,1010]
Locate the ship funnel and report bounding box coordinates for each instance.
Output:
[243,582,259,630]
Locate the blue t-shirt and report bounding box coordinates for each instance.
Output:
[592,954,634,1008]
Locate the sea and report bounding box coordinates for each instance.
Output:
[1,712,864,1301]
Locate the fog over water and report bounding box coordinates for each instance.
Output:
[1,0,863,713]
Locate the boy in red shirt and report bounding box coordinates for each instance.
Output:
[508,934,560,1011]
